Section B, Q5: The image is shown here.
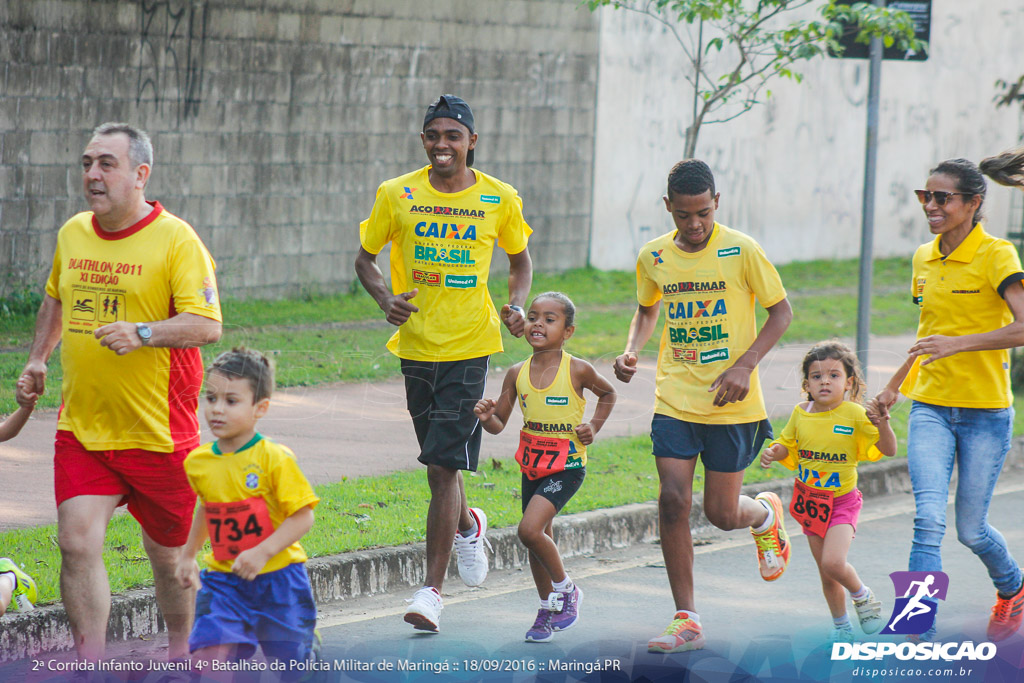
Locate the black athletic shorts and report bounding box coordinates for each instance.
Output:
[522,468,586,513]
[401,356,488,471]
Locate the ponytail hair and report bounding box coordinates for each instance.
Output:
[980,147,1024,189]
[930,148,1024,227]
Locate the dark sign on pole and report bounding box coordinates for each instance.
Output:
[835,0,930,61]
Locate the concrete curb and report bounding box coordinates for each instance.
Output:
[3,440,1021,662]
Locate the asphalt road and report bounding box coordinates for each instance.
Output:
[5,468,1024,683]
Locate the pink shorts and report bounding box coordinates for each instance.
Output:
[54,430,196,547]
[800,487,863,538]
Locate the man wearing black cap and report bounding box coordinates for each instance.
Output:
[355,95,533,632]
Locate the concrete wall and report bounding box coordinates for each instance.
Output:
[590,0,1024,270]
[0,0,599,298]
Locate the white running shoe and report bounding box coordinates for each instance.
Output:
[453,507,492,587]
[404,586,443,632]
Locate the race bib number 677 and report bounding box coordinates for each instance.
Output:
[204,497,275,561]
[515,431,571,481]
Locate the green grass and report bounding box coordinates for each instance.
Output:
[0,257,917,412]
[0,254,957,606]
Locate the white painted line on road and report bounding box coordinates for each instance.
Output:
[316,476,1024,629]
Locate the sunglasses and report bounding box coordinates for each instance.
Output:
[914,190,971,206]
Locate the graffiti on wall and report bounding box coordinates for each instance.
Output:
[136,0,207,124]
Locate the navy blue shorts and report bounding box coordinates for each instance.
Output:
[401,356,488,471]
[650,413,772,473]
[190,563,317,669]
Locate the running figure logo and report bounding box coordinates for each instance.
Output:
[881,571,949,635]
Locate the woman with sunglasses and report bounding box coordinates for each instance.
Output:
[873,150,1024,642]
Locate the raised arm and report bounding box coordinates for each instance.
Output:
[573,359,617,445]
[474,365,520,435]
[354,246,419,326]
[613,302,662,383]
[500,247,533,337]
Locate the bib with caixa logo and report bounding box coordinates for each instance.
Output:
[514,352,587,480]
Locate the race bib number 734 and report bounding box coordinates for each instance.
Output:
[204,497,275,562]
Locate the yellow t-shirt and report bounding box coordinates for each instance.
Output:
[184,435,320,574]
[516,352,588,469]
[902,224,1024,408]
[771,401,883,497]
[635,224,787,424]
[359,166,532,361]
[45,202,222,452]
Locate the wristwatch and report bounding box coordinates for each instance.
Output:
[135,322,153,346]
[508,305,524,316]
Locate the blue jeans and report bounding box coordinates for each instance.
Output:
[907,401,1021,595]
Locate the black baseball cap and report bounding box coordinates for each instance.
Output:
[423,94,475,167]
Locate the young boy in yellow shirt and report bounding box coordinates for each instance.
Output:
[176,348,319,676]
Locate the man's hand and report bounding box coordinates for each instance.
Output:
[500,304,526,337]
[613,352,639,383]
[383,290,419,326]
[15,375,38,408]
[708,366,752,407]
[95,321,143,355]
[16,364,46,403]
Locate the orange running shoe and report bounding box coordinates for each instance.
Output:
[648,611,705,653]
[988,580,1024,641]
[751,491,791,581]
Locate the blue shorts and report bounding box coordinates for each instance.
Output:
[190,563,317,667]
[651,413,772,473]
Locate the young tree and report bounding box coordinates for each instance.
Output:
[995,75,1024,110]
[585,0,923,157]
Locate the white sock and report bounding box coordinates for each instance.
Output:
[850,585,869,602]
[460,517,479,538]
[0,573,14,592]
[833,614,852,629]
[676,609,701,625]
[552,576,573,592]
[751,499,774,534]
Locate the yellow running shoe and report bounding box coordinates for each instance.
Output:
[751,492,790,581]
[0,558,37,612]
[648,611,705,653]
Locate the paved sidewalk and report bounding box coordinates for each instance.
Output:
[0,335,916,530]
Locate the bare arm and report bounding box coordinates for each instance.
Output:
[760,443,788,468]
[873,416,897,457]
[613,302,662,383]
[354,246,419,326]
[573,359,617,445]
[0,404,35,443]
[499,248,533,337]
[474,366,521,435]
[232,506,315,581]
[94,312,222,356]
[18,294,63,399]
[709,297,793,407]
[175,504,208,589]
